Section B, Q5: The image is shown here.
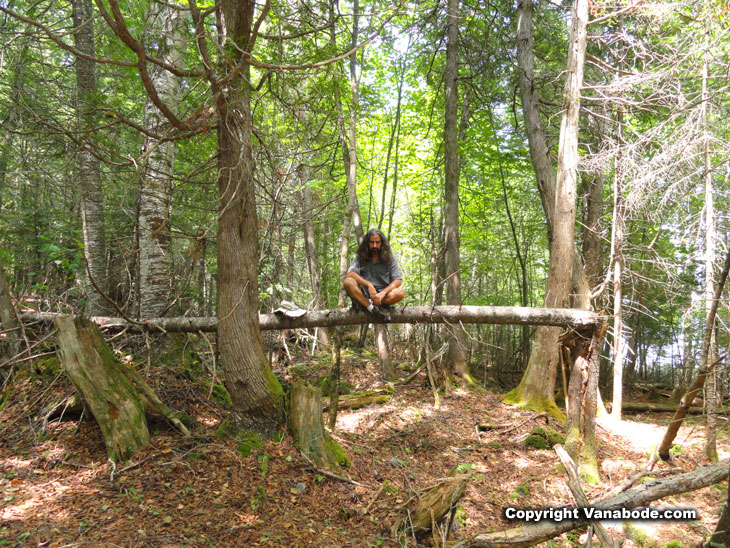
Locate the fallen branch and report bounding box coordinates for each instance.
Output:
[455,457,729,548]
[554,445,617,547]
[324,387,394,411]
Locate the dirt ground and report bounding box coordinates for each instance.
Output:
[0,331,727,547]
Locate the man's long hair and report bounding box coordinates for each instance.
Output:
[356,228,393,264]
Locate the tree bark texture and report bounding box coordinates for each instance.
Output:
[564,326,600,483]
[395,472,470,540]
[289,382,346,470]
[0,266,21,361]
[374,323,395,381]
[505,0,589,418]
[611,104,625,420]
[22,306,599,333]
[215,0,283,436]
[443,0,469,377]
[457,457,730,548]
[54,316,149,462]
[73,0,109,316]
[138,3,184,318]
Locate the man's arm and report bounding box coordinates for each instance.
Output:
[346,270,377,297]
[373,278,401,306]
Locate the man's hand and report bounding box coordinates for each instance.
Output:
[372,291,384,306]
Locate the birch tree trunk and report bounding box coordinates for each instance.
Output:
[138,4,184,318]
[504,0,589,418]
[72,0,109,316]
[214,0,283,436]
[443,0,469,378]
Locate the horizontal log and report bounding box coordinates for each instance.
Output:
[620,401,730,415]
[456,457,730,548]
[20,305,600,333]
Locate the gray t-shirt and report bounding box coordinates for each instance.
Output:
[348,255,402,292]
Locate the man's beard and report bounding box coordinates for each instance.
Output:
[368,247,379,257]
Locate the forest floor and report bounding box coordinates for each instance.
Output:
[0,329,727,548]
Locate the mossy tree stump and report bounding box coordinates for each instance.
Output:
[54,315,190,462]
[289,381,348,470]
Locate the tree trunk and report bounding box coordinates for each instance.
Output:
[701,19,718,461]
[610,104,625,420]
[374,323,395,381]
[299,167,329,347]
[54,316,149,462]
[564,326,600,484]
[457,457,730,548]
[289,382,347,470]
[214,0,283,436]
[21,305,600,332]
[504,0,589,418]
[443,0,469,378]
[0,266,21,364]
[73,0,109,316]
[138,3,184,318]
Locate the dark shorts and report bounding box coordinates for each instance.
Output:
[350,285,389,310]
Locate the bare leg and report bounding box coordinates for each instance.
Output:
[343,277,371,308]
[382,288,405,306]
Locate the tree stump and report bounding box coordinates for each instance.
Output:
[374,323,395,381]
[55,316,149,462]
[54,315,190,462]
[395,470,470,542]
[289,381,348,470]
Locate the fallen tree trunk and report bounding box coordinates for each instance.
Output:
[455,457,729,548]
[21,305,600,333]
[324,387,394,411]
[621,401,730,415]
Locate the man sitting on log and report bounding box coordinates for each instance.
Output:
[344,228,405,322]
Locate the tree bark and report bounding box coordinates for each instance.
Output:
[457,457,730,548]
[0,266,22,363]
[443,0,469,378]
[289,382,347,470]
[214,0,283,436]
[564,326,600,483]
[504,0,588,418]
[374,323,395,381]
[21,306,599,332]
[54,316,149,462]
[610,104,625,420]
[73,0,109,316]
[138,3,184,318]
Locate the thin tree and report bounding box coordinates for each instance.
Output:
[443,0,469,378]
[73,0,110,316]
